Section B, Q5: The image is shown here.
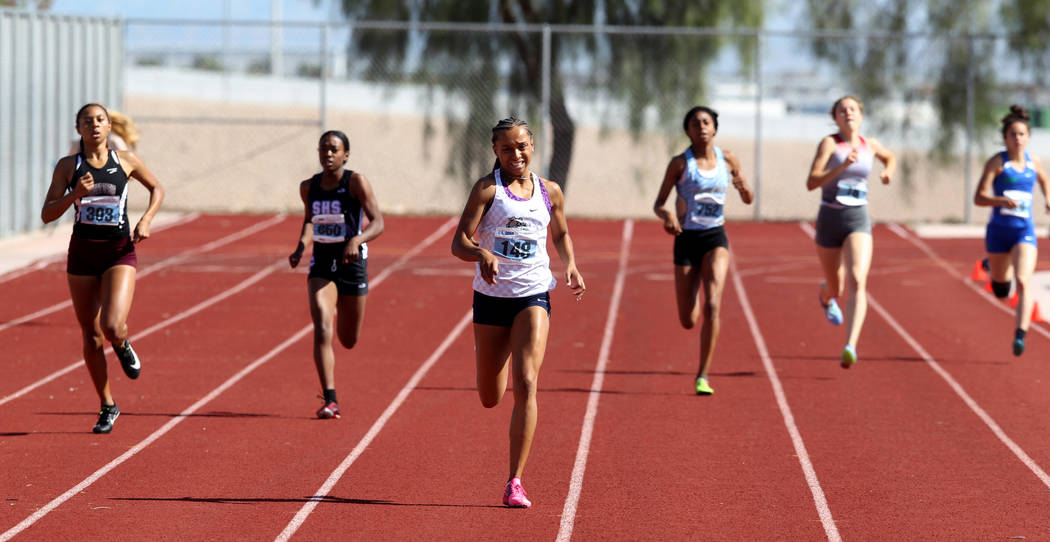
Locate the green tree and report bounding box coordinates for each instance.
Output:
[0,0,53,8]
[801,0,1049,156]
[331,0,762,190]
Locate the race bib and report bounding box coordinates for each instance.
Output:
[689,191,726,228]
[492,228,537,261]
[835,178,868,206]
[312,213,347,243]
[78,196,121,226]
[1002,190,1033,219]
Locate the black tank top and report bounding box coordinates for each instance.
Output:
[69,150,131,240]
[307,170,366,258]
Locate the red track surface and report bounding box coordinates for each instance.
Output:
[2,216,1049,541]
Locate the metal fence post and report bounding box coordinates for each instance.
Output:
[320,22,329,132]
[964,34,975,224]
[541,24,551,176]
[753,30,762,221]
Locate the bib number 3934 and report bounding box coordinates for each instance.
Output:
[78,196,121,226]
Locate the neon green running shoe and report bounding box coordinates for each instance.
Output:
[694,377,714,396]
[840,345,857,369]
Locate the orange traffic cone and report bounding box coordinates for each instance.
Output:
[971,259,989,282]
[984,280,994,293]
[1009,291,1019,307]
[1032,301,1045,323]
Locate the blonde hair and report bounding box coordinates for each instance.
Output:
[108,110,140,149]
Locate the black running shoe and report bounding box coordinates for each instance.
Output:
[92,404,120,434]
[115,340,141,379]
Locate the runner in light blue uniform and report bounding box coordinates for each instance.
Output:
[974,105,1050,356]
[654,105,753,395]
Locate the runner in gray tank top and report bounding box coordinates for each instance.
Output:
[806,95,896,369]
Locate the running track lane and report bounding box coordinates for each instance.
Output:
[563,221,833,540]
[0,215,291,402]
[0,212,213,323]
[273,218,628,541]
[0,217,454,540]
[732,222,1050,539]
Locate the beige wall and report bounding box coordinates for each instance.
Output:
[125,95,1049,227]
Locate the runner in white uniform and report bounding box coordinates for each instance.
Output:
[451,116,585,509]
[653,106,753,396]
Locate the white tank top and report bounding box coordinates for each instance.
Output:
[472,169,556,298]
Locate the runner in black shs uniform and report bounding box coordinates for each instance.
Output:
[289,130,384,420]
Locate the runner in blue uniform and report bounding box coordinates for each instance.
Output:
[41,103,164,434]
[807,95,896,368]
[653,106,753,395]
[289,130,384,419]
[974,105,1050,356]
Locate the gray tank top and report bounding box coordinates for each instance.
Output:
[821,134,874,208]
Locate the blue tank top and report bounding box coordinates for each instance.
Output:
[989,151,1037,229]
[677,146,729,231]
[820,134,874,208]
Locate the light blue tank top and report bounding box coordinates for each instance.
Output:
[677,146,729,231]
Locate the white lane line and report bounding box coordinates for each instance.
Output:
[0,217,455,540]
[0,214,286,335]
[866,296,1050,488]
[801,222,1050,490]
[274,311,473,542]
[555,219,633,542]
[0,325,313,542]
[730,259,842,542]
[0,216,455,409]
[0,262,283,407]
[885,222,1050,340]
[0,213,200,285]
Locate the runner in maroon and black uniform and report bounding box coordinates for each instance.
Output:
[41,103,164,434]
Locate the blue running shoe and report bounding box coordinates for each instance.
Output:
[840,345,857,368]
[820,294,843,325]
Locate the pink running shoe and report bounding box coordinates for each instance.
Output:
[503,477,531,508]
[316,401,341,419]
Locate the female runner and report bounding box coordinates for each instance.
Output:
[806,95,895,368]
[41,103,164,433]
[451,117,585,508]
[974,105,1050,356]
[653,105,753,395]
[289,130,384,418]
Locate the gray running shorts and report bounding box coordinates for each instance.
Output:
[815,205,871,248]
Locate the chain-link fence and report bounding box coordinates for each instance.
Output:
[9,16,1050,236]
